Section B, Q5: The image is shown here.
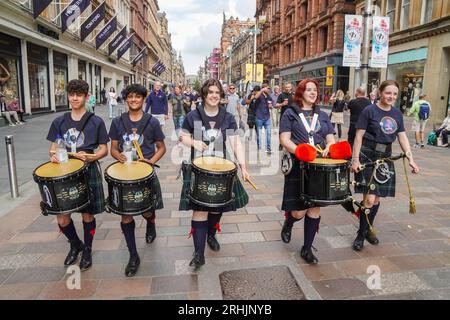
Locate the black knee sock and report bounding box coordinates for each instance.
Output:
[121,221,138,257]
[207,212,222,236]
[59,219,81,245]
[285,211,302,226]
[144,211,156,226]
[338,124,342,139]
[83,219,96,249]
[303,216,321,250]
[369,204,380,225]
[358,207,371,237]
[191,220,208,257]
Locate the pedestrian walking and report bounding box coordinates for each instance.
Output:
[145,81,169,127]
[330,89,346,141]
[408,93,431,148]
[253,83,273,154]
[347,87,371,149]
[107,87,118,119]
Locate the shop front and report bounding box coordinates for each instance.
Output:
[0,33,23,106]
[53,51,68,109]
[27,42,50,111]
[387,47,427,114]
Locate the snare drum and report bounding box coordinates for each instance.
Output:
[188,156,237,208]
[33,159,90,215]
[104,161,155,216]
[299,158,351,206]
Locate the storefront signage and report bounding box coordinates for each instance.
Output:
[33,0,53,19]
[245,64,253,83]
[117,35,133,60]
[370,16,390,68]
[80,2,105,42]
[256,64,264,83]
[326,67,334,86]
[108,26,127,56]
[61,0,90,33]
[96,16,117,49]
[343,15,363,67]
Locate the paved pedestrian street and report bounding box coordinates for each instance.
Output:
[0,106,449,300]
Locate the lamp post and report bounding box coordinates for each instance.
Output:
[361,0,372,94]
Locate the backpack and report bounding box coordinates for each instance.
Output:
[427,132,437,146]
[418,102,430,120]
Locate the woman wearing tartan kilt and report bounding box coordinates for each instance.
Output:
[179,79,250,270]
[279,79,336,264]
[352,80,420,251]
[47,79,109,271]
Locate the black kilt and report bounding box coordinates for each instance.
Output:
[281,155,320,211]
[354,144,396,197]
[80,161,105,215]
[179,162,249,213]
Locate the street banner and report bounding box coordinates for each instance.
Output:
[256,64,264,83]
[80,1,105,41]
[33,0,53,19]
[131,48,147,66]
[61,0,90,33]
[343,15,363,67]
[245,64,253,83]
[245,63,253,82]
[326,67,334,86]
[370,16,390,68]
[117,35,133,60]
[96,16,117,49]
[108,26,127,55]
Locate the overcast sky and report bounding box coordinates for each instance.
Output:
[158,0,256,75]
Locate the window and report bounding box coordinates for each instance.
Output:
[286,44,292,63]
[321,26,328,52]
[421,0,433,24]
[386,0,396,32]
[400,0,410,30]
[299,36,307,58]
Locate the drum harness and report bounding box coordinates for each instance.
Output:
[62,112,94,154]
[120,113,152,162]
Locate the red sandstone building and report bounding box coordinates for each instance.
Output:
[256,0,356,97]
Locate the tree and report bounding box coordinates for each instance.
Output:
[193,80,201,92]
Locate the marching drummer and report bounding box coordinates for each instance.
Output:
[109,84,166,277]
[47,79,109,271]
[179,79,250,270]
[351,80,419,251]
[279,78,336,264]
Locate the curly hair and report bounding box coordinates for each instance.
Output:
[293,78,320,107]
[66,79,89,95]
[200,78,225,101]
[123,84,147,99]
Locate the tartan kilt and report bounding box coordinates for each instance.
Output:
[281,155,318,211]
[179,162,249,213]
[354,145,396,197]
[149,173,164,211]
[80,161,106,215]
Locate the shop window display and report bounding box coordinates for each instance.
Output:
[0,56,20,99]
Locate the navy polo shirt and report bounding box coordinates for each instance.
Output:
[254,94,273,121]
[145,90,168,115]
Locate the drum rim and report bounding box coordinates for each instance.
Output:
[40,200,90,215]
[104,161,155,184]
[106,203,155,216]
[192,157,238,175]
[187,193,235,208]
[33,159,88,182]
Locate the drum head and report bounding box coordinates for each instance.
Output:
[311,158,348,165]
[193,156,236,172]
[106,161,153,181]
[34,159,85,178]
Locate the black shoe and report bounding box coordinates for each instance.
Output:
[352,234,365,251]
[64,241,84,266]
[281,220,293,243]
[189,252,205,270]
[125,254,140,277]
[207,234,221,251]
[365,229,380,245]
[145,221,156,244]
[300,246,318,264]
[79,246,92,271]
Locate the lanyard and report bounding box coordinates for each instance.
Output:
[299,113,319,146]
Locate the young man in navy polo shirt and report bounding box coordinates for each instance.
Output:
[145,81,169,127]
[253,83,273,153]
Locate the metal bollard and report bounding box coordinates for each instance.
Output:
[5,135,19,198]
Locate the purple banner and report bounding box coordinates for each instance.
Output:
[95,16,117,49]
[61,0,90,33]
[131,48,147,66]
[108,26,127,56]
[80,2,105,42]
[33,0,53,19]
[117,36,133,60]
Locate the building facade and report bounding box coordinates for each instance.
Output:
[208,49,221,80]
[130,0,150,87]
[220,14,254,82]
[350,0,450,123]
[256,0,356,100]
[0,0,133,115]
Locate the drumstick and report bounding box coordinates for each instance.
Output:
[245,178,259,190]
[50,150,96,158]
[132,139,145,160]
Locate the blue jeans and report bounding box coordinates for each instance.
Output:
[173,115,185,136]
[255,117,271,150]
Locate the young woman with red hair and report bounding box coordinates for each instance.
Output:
[279,78,336,264]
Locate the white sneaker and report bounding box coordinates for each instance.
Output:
[8,123,16,127]
[16,122,24,125]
